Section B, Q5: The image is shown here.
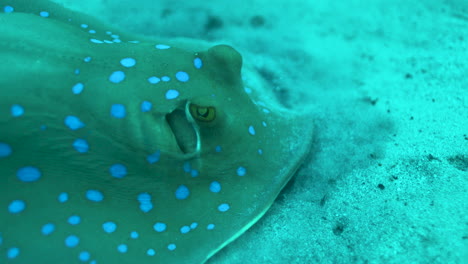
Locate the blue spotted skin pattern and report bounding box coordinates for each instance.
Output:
[0,1,314,263]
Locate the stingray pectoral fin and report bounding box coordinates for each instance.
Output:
[2,0,141,41]
[0,13,88,82]
[202,110,314,263]
[0,13,85,50]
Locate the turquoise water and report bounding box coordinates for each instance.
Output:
[1,0,467,263]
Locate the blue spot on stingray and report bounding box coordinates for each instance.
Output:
[41,223,55,235]
[262,121,267,127]
[155,44,170,49]
[72,83,84,94]
[237,166,247,176]
[110,164,127,178]
[111,104,126,118]
[90,38,103,44]
[74,69,80,75]
[194,57,203,69]
[215,145,222,152]
[141,101,152,112]
[4,6,14,13]
[167,244,176,251]
[120,58,136,67]
[73,139,89,153]
[68,215,81,225]
[148,76,160,84]
[103,222,117,233]
[244,87,252,94]
[147,249,156,256]
[84,56,92,62]
[10,104,24,117]
[130,231,139,239]
[137,192,153,213]
[190,169,199,177]
[65,235,80,248]
[175,185,190,200]
[183,162,191,173]
[207,224,215,230]
[117,244,128,253]
[65,115,85,130]
[146,150,160,164]
[161,76,171,82]
[140,203,153,213]
[86,190,104,202]
[89,29,96,34]
[39,11,49,17]
[7,247,20,259]
[0,143,12,158]
[137,193,151,203]
[258,149,263,155]
[17,166,41,182]
[175,71,189,82]
[153,222,166,232]
[8,200,25,214]
[218,203,230,212]
[248,125,256,135]
[81,24,88,28]
[79,251,90,262]
[209,181,221,193]
[190,222,198,229]
[109,71,125,83]
[165,89,179,100]
[180,226,190,234]
[58,192,69,203]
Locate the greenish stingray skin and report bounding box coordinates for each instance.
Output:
[0,1,314,263]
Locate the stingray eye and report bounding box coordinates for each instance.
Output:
[189,104,216,122]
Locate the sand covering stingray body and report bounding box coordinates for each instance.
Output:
[0,0,313,263]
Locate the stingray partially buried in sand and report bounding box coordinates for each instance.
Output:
[0,0,314,263]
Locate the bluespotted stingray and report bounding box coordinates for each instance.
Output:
[0,0,314,263]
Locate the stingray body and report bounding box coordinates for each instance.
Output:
[0,1,313,263]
